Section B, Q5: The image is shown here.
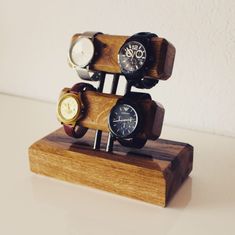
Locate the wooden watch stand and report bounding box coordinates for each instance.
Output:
[70,33,176,80]
[71,90,164,140]
[28,33,193,207]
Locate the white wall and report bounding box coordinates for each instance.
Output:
[0,0,235,137]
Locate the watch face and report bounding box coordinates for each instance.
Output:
[109,103,139,138]
[69,37,94,67]
[118,41,147,74]
[58,95,80,122]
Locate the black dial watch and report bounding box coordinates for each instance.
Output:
[118,32,157,87]
[108,92,151,148]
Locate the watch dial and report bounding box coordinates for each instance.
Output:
[118,41,146,73]
[59,96,79,121]
[109,104,138,138]
[70,37,94,67]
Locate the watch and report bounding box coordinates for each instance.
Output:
[108,92,151,148]
[118,32,157,84]
[57,82,96,138]
[68,31,102,81]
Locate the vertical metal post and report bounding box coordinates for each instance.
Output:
[105,74,120,152]
[110,74,120,94]
[93,72,106,150]
[125,80,132,94]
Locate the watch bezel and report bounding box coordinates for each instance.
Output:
[57,92,83,126]
[68,36,95,68]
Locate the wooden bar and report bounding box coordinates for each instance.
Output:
[70,34,176,80]
[71,91,165,140]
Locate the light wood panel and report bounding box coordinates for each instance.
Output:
[29,128,193,207]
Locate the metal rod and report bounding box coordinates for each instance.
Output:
[110,74,120,94]
[106,132,114,152]
[93,72,106,150]
[125,80,132,94]
[93,130,102,150]
[105,74,120,152]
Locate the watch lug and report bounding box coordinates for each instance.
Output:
[60,88,70,96]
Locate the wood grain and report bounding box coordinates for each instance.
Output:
[71,34,176,80]
[75,90,164,140]
[29,128,193,207]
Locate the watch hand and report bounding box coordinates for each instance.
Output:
[126,48,133,58]
[113,119,132,122]
[66,103,72,113]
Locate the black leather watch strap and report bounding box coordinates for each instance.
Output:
[121,91,152,101]
[70,82,96,93]
[117,136,147,149]
[133,77,159,89]
[130,32,157,41]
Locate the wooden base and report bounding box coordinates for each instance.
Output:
[28,128,193,207]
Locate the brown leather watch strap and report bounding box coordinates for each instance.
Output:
[63,124,88,138]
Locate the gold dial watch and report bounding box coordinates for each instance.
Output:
[57,83,96,138]
[57,91,83,126]
[68,31,102,81]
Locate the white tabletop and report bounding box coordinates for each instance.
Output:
[0,93,234,235]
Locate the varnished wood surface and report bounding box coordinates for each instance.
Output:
[71,34,176,80]
[29,128,193,207]
[77,90,164,140]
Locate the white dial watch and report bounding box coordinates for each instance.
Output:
[68,31,102,80]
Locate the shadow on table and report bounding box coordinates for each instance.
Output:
[29,174,194,234]
[167,177,192,208]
